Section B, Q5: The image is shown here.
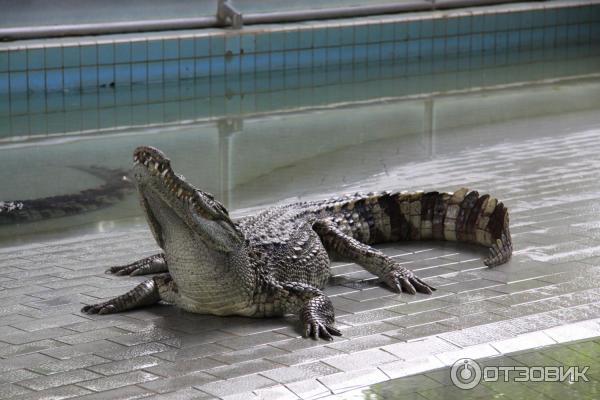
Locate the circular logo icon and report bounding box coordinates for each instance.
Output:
[450,358,482,389]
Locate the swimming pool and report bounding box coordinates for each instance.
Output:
[1,41,599,246]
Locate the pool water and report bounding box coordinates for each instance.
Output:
[1,45,599,246]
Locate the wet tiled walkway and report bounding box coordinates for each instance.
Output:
[346,337,600,400]
[2,127,600,399]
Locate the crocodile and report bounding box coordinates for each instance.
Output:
[0,166,133,225]
[82,146,512,340]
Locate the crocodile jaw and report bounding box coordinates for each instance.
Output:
[131,146,244,253]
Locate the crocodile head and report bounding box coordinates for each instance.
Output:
[132,146,244,253]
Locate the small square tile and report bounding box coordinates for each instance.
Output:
[299,28,313,48]
[367,24,381,43]
[27,70,45,91]
[98,65,114,86]
[284,50,299,69]
[63,67,81,89]
[483,14,496,32]
[327,27,341,47]
[27,48,44,69]
[147,61,163,82]
[313,48,326,67]
[340,26,353,46]
[446,17,459,36]
[81,66,98,87]
[381,42,394,60]
[458,15,472,35]
[367,43,380,60]
[179,59,194,79]
[458,35,471,53]
[164,60,179,80]
[9,49,27,71]
[179,38,194,58]
[115,64,131,84]
[0,72,8,93]
[210,35,225,55]
[63,46,80,67]
[407,40,419,58]
[270,31,284,51]
[210,57,225,76]
[313,27,327,47]
[131,41,147,62]
[433,18,446,36]
[393,41,407,59]
[472,13,484,32]
[114,42,131,63]
[45,69,63,91]
[256,33,270,52]
[270,51,284,70]
[98,43,114,64]
[354,44,367,63]
[326,47,340,66]
[131,63,148,83]
[255,53,270,71]
[408,20,419,40]
[420,20,433,38]
[395,21,408,41]
[354,24,369,44]
[240,53,255,73]
[0,51,8,72]
[381,22,394,42]
[420,38,433,58]
[148,40,163,61]
[482,32,495,50]
[471,32,482,52]
[298,49,311,68]
[241,34,255,53]
[195,36,210,57]
[225,34,241,54]
[163,39,179,59]
[80,45,97,66]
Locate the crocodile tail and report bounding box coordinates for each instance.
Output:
[380,188,512,267]
[0,167,134,225]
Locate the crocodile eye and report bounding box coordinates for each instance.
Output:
[192,191,230,220]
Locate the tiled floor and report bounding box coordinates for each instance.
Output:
[2,127,600,399]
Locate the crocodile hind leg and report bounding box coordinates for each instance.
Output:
[314,221,435,295]
[81,273,175,314]
[106,253,168,276]
[269,280,341,340]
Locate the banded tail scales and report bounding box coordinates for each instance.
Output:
[329,188,512,267]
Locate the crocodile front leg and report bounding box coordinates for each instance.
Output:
[81,273,175,314]
[106,253,168,276]
[269,280,341,340]
[314,221,435,295]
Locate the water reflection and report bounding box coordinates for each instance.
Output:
[1,46,599,245]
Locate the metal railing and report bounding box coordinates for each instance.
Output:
[1,0,528,41]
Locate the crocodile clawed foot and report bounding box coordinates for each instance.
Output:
[383,268,436,295]
[299,295,342,341]
[106,264,139,276]
[105,254,168,277]
[302,318,342,341]
[81,302,119,315]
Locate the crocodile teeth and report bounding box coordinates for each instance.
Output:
[161,169,169,177]
[177,188,183,197]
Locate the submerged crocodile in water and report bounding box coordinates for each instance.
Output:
[0,166,133,225]
[82,146,512,339]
